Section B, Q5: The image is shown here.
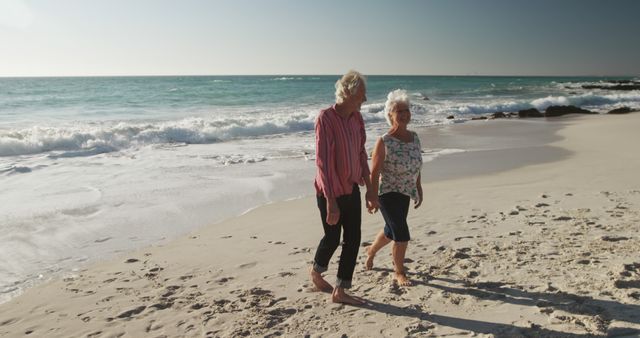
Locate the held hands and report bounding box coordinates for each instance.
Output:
[326,198,340,225]
[366,190,380,214]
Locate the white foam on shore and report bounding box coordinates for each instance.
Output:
[423,148,467,162]
[0,113,318,157]
[0,113,474,304]
[0,134,317,304]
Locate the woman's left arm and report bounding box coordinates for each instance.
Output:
[414,172,423,209]
[414,132,423,209]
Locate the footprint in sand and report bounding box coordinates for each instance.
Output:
[145,319,164,332]
[215,277,233,285]
[161,285,181,298]
[0,318,18,326]
[239,262,257,269]
[97,296,114,304]
[452,248,471,259]
[405,322,435,335]
[180,275,194,281]
[623,262,640,272]
[116,305,146,319]
[454,236,475,241]
[602,236,630,242]
[288,247,311,255]
[615,280,640,289]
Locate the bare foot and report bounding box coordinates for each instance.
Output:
[332,288,365,305]
[310,267,333,293]
[395,272,412,286]
[365,246,375,270]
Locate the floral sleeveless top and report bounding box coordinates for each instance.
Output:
[379,131,423,201]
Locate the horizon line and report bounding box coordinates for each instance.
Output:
[1,73,638,79]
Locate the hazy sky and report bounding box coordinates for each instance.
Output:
[1,0,639,77]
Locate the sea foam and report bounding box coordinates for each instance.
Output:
[0,114,318,157]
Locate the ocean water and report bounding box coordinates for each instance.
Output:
[1,75,638,303]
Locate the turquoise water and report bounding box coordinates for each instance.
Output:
[1,75,635,120]
[1,75,638,157]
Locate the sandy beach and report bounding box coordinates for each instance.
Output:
[1,113,640,337]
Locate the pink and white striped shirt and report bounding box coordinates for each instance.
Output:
[314,105,370,199]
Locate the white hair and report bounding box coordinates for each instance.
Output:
[334,70,366,104]
[384,89,410,126]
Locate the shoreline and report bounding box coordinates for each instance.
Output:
[0,115,567,307]
[2,113,640,337]
[0,116,567,306]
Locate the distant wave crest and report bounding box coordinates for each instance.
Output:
[439,91,640,116]
[272,77,304,81]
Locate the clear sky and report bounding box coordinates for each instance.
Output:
[1,0,639,77]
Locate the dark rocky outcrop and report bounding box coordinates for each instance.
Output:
[606,79,637,84]
[471,116,487,120]
[582,84,640,91]
[607,107,635,114]
[446,115,455,120]
[518,108,543,118]
[490,112,507,119]
[545,105,597,117]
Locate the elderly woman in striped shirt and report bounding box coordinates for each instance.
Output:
[310,70,378,305]
[365,89,423,286]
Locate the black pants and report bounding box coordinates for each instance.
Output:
[313,184,361,289]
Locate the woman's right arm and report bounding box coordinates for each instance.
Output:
[369,137,385,213]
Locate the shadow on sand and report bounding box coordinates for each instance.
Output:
[356,270,640,337]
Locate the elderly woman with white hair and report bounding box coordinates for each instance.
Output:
[310,70,377,305]
[365,89,423,286]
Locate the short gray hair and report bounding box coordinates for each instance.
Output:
[335,70,366,104]
[384,89,410,126]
